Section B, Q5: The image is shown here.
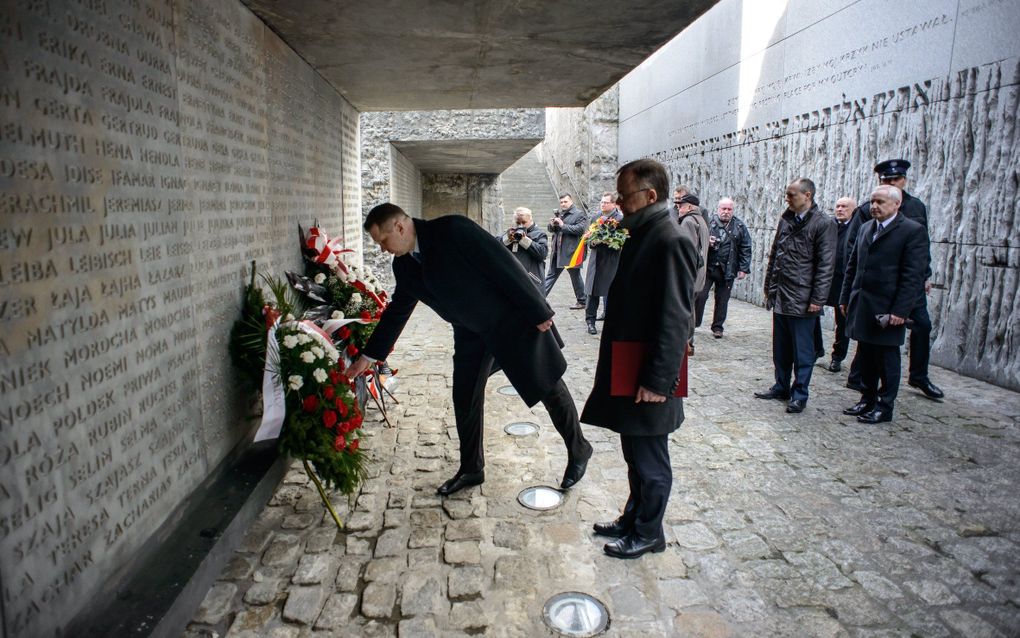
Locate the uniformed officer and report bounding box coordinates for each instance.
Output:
[844,159,944,400]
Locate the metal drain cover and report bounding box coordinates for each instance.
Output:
[517,486,563,510]
[543,591,609,636]
[504,421,539,436]
[496,384,518,396]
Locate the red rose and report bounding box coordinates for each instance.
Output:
[347,439,359,453]
[323,386,335,400]
[336,358,346,372]
[360,310,372,321]
[337,400,348,418]
[302,395,318,412]
[346,343,358,357]
[338,326,351,340]
[323,410,338,429]
[333,434,346,451]
[328,369,340,383]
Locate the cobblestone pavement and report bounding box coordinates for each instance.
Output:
[187,282,1020,637]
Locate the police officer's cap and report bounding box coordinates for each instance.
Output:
[874,159,910,178]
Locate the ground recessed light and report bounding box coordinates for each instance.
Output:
[517,486,563,510]
[504,421,539,436]
[542,591,609,636]
[496,385,518,396]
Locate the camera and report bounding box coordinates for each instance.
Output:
[512,226,527,241]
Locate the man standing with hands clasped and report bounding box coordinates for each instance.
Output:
[581,159,699,559]
[348,204,592,496]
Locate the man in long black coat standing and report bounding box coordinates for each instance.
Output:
[349,204,593,496]
[839,186,928,423]
[816,196,856,372]
[581,159,699,559]
[583,192,624,335]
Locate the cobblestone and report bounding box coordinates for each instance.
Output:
[189,291,1020,636]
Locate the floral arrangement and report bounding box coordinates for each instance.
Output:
[584,216,629,250]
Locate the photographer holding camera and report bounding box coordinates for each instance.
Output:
[502,207,547,289]
[543,193,589,308]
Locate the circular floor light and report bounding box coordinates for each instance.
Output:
[543,592,610,637]
[496,384,518,396]
[517,486,563,510]
[504,421,539,436]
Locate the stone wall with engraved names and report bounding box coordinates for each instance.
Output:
[0,0,359,635]
[618,0,1020,390]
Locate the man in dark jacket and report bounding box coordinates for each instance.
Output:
[815,196,855,371]
[694,197,752,338]
[349,204,592,496]
[844,159,942,399]
[581,159,698,559]
[501,207,547,290]
[584,192,624,335]
[840,186,928,423]
[543,194,589,309]
[754,179,837,413]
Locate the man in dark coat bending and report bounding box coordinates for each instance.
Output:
[581,159,699,559]
[349,204,592,496]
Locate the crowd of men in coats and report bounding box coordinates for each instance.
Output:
[504,158,943,427]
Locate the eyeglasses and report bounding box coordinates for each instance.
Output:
[616,188,650,201]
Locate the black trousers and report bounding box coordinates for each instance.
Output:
[813,307,849,362]
[848,300,932,384]
[584,295,607,323]
[619,433,671,540]
[857,341,900,411]
[694,267,733,332]
[452,329,587,474]
[543,264,586,304]
[771,314,816,402]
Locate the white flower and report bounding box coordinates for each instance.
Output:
[331,310,344,320]
[300,351,316,363]
[288,375,303,390]
[350,293,362,305]
[364,282,376,293]
[285,313,295,322]
[313,368,328,383]
[311,346,325,359]
[326,348,339,363]
[314,273,326,284]
[297,334,312,345]
[282,335,299,349]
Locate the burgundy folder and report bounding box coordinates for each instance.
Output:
[609,341,688,398]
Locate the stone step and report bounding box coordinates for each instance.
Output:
[500,146,559,221]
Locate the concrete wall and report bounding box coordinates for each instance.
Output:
[421,173,504,234]
[543,85,620,211]
[618,0,1020,390]
[389,145,423,219]
[0,1,361,634]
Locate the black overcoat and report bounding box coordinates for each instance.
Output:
[584,210,624,297]
[548,205,589,267]
[846,191,930,279]
[839,214,929,347]
[364,216,565,406]
[580,202,699,436]
[825,220,851,307]
[501,223,547,287]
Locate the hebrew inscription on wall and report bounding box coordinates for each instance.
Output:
[619,0,1019,390]
[0,0,357,635]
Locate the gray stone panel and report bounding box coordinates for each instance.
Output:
[0,1,358,635]
[617,0,1020,389]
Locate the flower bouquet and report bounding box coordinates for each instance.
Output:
[584,216,629,250]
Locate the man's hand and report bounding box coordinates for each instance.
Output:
[347,356,372,377]
[635,386,666,403]
[737,271,746,280]
[888,314,906,326]
[686,342,693,357]
[839,304,847,316]
[536,319,553,332]
[808,303,822,313]
[925,281,932,294]
[550,218,562,229]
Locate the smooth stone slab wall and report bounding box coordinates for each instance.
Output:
[0,1,360,635]
[618,0,1020,390]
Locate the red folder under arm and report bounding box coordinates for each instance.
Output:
[609,341,688,398]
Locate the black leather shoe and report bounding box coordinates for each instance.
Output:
[603,532,666,559]
[436,471,484,496]
[857,408,893,424]
[593,517,632,538]
[842,401,875,416]
[712,329,723,339]
[909,378,944,400]
[561,442,593,489]
[586,321,598,335]
[785,399,806,413]
[827,359,842,372]
[754,388,789,400]
[569,302,585,310]
[845,379,865,392]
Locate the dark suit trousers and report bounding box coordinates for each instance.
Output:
[771,314,816,402]
[543,265,586,304]
[857,341,900,410]
[694,266,733,332]
[452,328,586,474]
[848,299,932,385]
[813,307,849,362]
[584,295,607,323]
[619,433,671,540]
